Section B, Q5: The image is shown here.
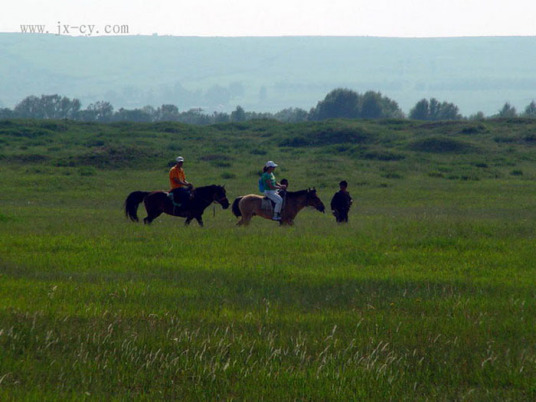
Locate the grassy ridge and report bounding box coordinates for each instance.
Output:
[1,119,536,399]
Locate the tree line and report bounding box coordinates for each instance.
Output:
[1,90,536,124]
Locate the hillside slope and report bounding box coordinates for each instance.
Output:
[2,118,535,190]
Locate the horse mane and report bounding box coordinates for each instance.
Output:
[193,185,225,200]
[286,189,313,197]
[194,184,220,194]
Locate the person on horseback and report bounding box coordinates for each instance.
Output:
[169,156,193,208]
[279,178,289,193]
[261,161,286,221]
[277,178,289,203]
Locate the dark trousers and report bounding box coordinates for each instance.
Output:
[169,187,190,207]
[334,209,349,223]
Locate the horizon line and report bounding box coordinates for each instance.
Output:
[2,31,536,40]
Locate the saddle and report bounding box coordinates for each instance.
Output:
[261,190,286,213]
[260,197,275,212]
[168,187,191,211]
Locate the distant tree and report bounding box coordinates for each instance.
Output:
[497,102,517,118]
[230,105,246,122]
[309,88,360,120]
[274,107,308,122]
[212,112,230,123]
[14,94,81,119]
[522,101,536,118]
[156,104,179,121]
[245,111,274,120]
[377,94,405,119]
[0,108,14,119]
[409,99,430,120]
[141,105,156,118]
[436,101,461,120]
[62,96,82,119]
[469,111,486,120]
[409,98,461,120]
[178,108,212,125]
[310,89,403,121]
[13,95,41,118]
[360,91,383,119]
[79,101,114,122]
[113,107,153,122]
[428,98,442,120]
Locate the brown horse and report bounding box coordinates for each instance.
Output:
[232,188,325,226]
[125,185,229,226]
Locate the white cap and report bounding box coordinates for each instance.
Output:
[265,160,278,168]
[176,156,184,162]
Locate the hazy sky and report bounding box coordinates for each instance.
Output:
[4,0,536,37]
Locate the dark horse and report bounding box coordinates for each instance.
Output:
[125,185,230,226]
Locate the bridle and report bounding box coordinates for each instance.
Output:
[212,188,228,205]
[210,189,229,216]
[214,195,228,204]
[305,188,324,211]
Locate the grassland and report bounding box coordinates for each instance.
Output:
[1,118,535,400]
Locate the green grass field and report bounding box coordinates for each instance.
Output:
[1,119,535,400]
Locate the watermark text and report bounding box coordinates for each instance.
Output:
[20,22,130,36]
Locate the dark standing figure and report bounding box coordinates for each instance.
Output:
[330,180,352,223]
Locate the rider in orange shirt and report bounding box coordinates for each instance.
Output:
[169,156,191,190]
[169,156,193,207]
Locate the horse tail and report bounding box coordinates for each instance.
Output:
[232,196,243,217]
[124,191,149,222]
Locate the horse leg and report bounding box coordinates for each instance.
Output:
[279,213,294,226]
[195,216,204,227]
[143,210,162,225]
[236,213,251,226]
[143,200,163,224]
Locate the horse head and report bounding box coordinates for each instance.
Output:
[306,188,325,213]
[213,185,230,209]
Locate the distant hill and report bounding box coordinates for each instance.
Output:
[1,34,536,115]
